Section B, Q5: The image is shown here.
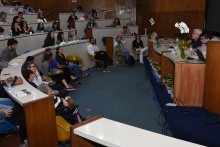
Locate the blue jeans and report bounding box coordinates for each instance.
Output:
[0,98,14,109]
[123,50,130,61]
[67,64,83,77]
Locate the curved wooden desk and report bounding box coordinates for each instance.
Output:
[149,39,205,106]
[0,40,92,147]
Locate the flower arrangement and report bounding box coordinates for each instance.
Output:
[175,22,190,59]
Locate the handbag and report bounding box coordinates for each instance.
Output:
[56,115,71,142]
[3,76,23,86]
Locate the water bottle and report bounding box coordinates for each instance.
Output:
[176,37,179,42]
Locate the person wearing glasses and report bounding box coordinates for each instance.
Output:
[187,29,202,49]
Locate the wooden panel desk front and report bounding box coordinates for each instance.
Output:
[1,49,58,147]
[71,116,203,147]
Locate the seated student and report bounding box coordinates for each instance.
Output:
[56,32,66,45]
[2,38,18,62]
[0,98,14,109]
[19,20,34,34]
[121,26,131,36]
[108,17,121,27]
[67,11,78,28]
[114,35,130,64]
[35,22,45,33]
[22,4,35,14]
[3,104,27,146]
[195,31,215,59]
[0,11,10,24]
[22,69,38,87]
[37,12,47,23]
[187,28,202,49]
[91,12,99,19]
[87,37,117,72]
[81,12,90,20]
[0,26,8,38]
[43,31,55,47]
[68,30,79,41]
[40,52,75,91]
[43,48,80,84]
[1,0,11,6]
[132,34,148,64]
[52,21,62,31]
[9,4,19,14]
[17,11,27,23]
[56,46,89,77]
[11,21,23,36]
[73,5,82,13]
[22,61,68,97]
[84,18,98,33]
[37,83,72,109]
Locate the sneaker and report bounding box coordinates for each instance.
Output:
[103,69,111,72]
[113,61,119,67]
[66,86,76,91]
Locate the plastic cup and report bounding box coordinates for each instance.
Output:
[7,84,12,90]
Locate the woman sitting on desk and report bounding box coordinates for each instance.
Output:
[114,35,130,64]
[132,34,148,64]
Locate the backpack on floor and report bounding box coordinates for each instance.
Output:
[129,55,135,66]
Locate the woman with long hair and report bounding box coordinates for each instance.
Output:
[57,32,66,45]
[37,12,47,22]
[52,21,61,31]
[132,34,148,64]
[43,31,55,47]
[35,22,45,33]
[56,46,89,77]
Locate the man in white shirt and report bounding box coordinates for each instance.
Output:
[87,37,117,72]
[10,4,19,14]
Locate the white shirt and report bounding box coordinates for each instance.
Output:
[9,8,18,14]
[32,74,48,86]
[37,18,47,23]
[87,44,100,56]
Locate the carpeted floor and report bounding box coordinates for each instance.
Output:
[69,62,162,133]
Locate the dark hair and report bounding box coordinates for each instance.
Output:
[22,69,34,81]
[200,31,213,40]
[0,11,7,16]
[56,46,61,55]
[113,18,120,25]
[22,61,33,70]
[7,39,18,46]
[44,48,51,53]
[19,20,28,29]
[0,27,4,33]
[135,34,141,40]
[24,4,29,10]
[123,26,128,29]
[43,52,52,61]
[46,31,54,40]
[37,13,43,19]
[12,16,19,22]
[89,37,94,41]
[26,56,35,62]
[57,32,64,42]
[77,5,82,11]
[37,22,44,31]
[18,11,23,15]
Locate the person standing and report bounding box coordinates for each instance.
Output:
[2,39,18,62]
